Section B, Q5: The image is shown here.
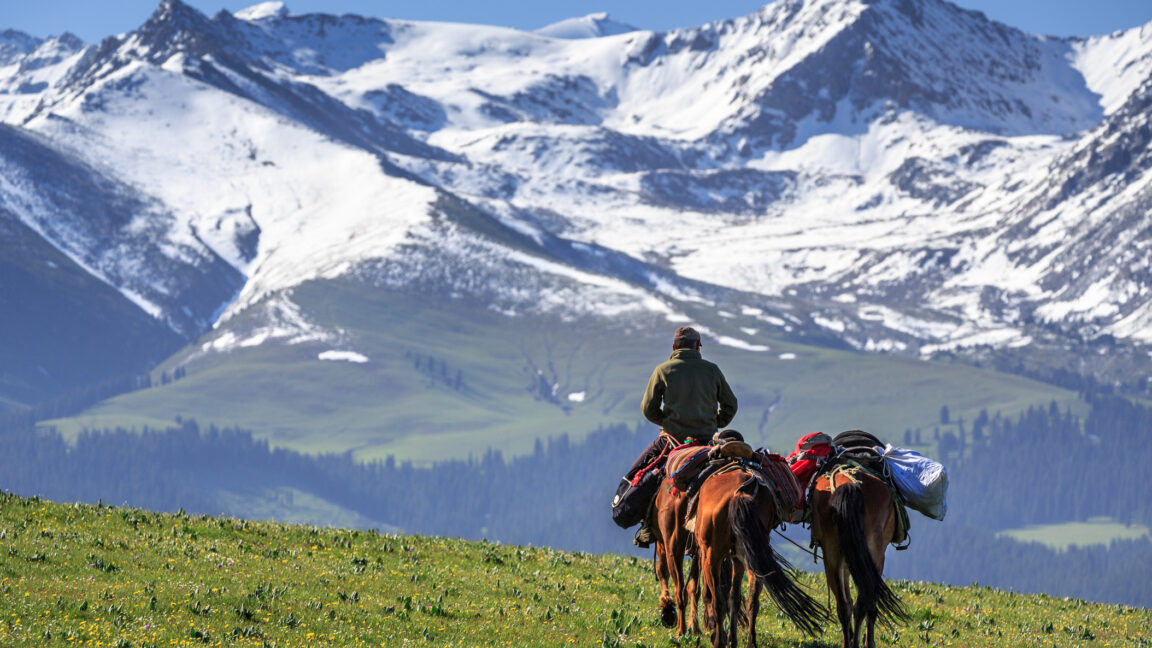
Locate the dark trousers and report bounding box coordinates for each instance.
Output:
[626,435,672,480]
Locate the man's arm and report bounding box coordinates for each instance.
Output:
[715,371,738,428]
[641,369,665,426]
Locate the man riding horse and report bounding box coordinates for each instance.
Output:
[629,326,739,547]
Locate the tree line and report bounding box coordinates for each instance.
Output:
[1,393,1149,607]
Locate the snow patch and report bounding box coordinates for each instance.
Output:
[235,2,289,21]
[318,350,369,363]
[534,13,639,40]
[567,391,586,402]
[813,315,847,333]
[715,336,769,352]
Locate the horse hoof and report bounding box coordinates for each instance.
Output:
[660,603,678,628]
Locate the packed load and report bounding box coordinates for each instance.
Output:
[611,464,663,529]
[785,431,833,489]
[826,430,949,522]
[785,429,948,549]
[611,433,680,529]
[875,444,949,520]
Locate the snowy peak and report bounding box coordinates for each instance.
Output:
[130,0,240,62]
[234,2,290,22]
[535,13,639,39]
[0,29,42,65]
[0,31,85,120]
[701,0,1102,146]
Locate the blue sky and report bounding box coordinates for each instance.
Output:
[3,0,1151,43]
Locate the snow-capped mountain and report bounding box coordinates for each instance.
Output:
[3,0,1152,409]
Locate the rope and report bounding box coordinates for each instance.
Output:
[773,527,821,561]
[630,431,679,487]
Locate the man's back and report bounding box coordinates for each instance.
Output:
[642,348,737,442]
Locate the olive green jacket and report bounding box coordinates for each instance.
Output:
[641,349,738,443]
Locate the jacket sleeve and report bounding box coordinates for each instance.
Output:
[641,368,665,426]
[715,371,738,428]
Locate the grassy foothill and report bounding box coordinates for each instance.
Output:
[1,493,1149,647]
[42,280,1084,466]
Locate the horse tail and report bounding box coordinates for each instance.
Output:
[829,480,908,624]
[730,477,827,636]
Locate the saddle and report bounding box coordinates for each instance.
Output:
[681,431,805,532]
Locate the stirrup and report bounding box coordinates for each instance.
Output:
[633,524,654,548]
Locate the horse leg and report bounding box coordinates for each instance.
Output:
[727,559,743,648]
[851,586,869,648]
[669,531,689,635]
[717,556,734,648]
[822,535,856,648]
[860,503,894,648]
[687,549,703,634]
[746,568,761,648]
[855,547,886,648]
[699,545,723,647]
[655,538,678,629]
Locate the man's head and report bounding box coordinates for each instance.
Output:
[672,326,701,350]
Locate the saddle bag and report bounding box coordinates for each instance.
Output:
[877,444,949,521]
[611,468,662,529]
[759,452,806,523]
[786,432,833,490]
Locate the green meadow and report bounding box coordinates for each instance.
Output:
[998,517,1152,551]
[1,493,1149,647]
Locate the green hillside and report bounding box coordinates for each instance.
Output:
[0,493,1148,647]
[42,281,1084,465]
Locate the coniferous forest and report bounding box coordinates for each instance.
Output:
[1,393,1149,607]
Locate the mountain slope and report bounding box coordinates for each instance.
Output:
[46,278,1082,464]
[0,209,181,406]
[2,0,1152,424]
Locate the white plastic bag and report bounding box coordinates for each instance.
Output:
[876,444,948,521]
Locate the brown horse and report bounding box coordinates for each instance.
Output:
[695,469,827,648]
[650,476,701,635]
[811,466,909,648]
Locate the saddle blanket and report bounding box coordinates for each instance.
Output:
[667,444,711,492]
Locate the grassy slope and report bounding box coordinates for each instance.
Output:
[43,280,1084,464]
[0,493,1148,647]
